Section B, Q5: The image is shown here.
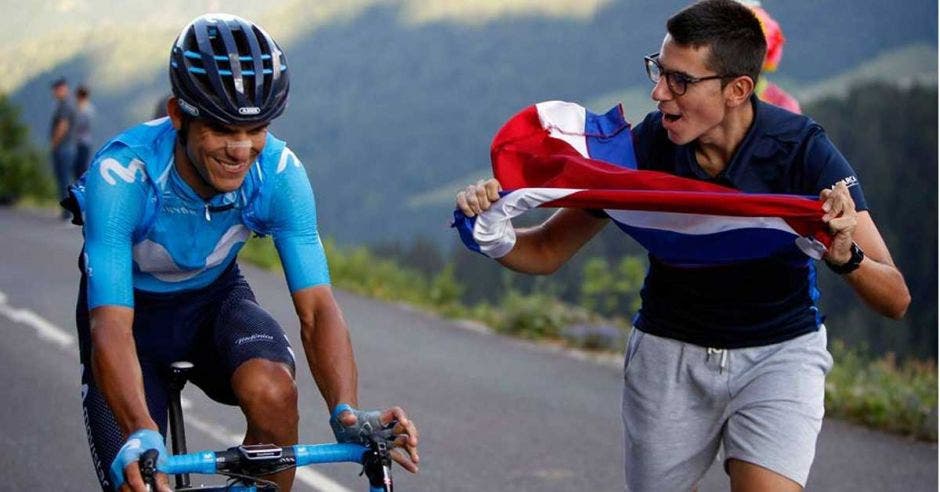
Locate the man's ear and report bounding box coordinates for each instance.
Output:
[725,75,755,108]
[166,96,185,130]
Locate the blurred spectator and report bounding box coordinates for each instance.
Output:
[49,77,77,220]
[74,85,95,179]
[153,93,171,119]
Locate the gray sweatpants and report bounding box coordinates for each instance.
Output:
[622,326,832,491]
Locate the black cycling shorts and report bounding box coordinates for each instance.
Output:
[76,261,295,491]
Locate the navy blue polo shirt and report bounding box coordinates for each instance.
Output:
[629,96,867,348]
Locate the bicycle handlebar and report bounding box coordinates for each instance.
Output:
[158,443,369,475]
[145,441,392,491]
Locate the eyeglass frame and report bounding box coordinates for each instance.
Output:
[644,52,741,96]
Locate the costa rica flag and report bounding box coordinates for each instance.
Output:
[454,101,830,265]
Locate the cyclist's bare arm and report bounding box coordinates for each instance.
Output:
[291,285,359,411]
[91,306,172,491]
[90,306,159,434]
[291,285,420,473]
[456,178,608,274]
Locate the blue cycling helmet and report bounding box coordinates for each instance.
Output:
[169,13,289,126]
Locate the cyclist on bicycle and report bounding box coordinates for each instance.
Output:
[64,14,419,492]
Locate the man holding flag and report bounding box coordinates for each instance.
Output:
[454,0,909,490]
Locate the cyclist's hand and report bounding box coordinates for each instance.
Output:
[331,404,421,473]
[110,429,172,492]
[456,178,502,217]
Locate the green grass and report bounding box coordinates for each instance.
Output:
[239,235,938,441]
[826,340,937,440]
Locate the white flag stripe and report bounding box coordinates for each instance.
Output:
[536,101,590,158]
[605,209,798,236]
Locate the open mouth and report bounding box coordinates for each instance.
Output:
[214,157,249,175]
[663,112,682,123]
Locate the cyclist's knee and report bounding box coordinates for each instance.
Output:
[233,358,298,419]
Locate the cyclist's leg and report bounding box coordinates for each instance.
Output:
[722,327,832,491]
[77,276,171,492]
[186,265,297,488]
[621,328,729,491]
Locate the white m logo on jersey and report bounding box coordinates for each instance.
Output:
[276,148,301,174]
[100,158,146,185]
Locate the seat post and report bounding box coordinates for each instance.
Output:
[168,361,194,489]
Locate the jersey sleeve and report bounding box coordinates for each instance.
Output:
[82,145,150,309]
[263,147,331,292]
[804,128,869,211]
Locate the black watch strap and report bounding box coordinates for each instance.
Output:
[825,242,864,274]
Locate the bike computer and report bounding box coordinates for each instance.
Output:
[238,444,283,460]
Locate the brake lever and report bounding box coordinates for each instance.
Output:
[361,438,394,492]
[139,449,160,490]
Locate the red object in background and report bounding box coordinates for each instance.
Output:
[751,5,785,72]
[760,81,802,114]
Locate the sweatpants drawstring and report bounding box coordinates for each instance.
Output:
[706,347,728,373]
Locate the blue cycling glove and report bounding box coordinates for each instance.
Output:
[330,403,396,444]
[109,429,167,489]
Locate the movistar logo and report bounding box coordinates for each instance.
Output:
[238,106,261,115]
[276,147,301,174]
[100,158,146,186]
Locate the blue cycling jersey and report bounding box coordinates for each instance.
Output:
[69,117,330,309]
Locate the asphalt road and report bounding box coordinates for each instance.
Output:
[0,207,936,491]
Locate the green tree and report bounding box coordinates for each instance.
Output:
[806,82,938,359]
[580,255,645,318]
[0,94,53,203]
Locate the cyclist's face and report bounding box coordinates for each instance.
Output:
[186,119,268,195]
[650,36,728,146]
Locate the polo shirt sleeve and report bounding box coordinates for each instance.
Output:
[804,127,869,211]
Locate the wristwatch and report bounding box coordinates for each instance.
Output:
[825,242,864,274]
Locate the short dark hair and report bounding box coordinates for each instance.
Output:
[76,85,90,99]
[51,77,68,89]
[666,0,766,84]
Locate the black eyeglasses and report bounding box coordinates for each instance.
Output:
[644,52,735,96]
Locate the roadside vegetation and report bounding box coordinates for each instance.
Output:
[0,94,54,204]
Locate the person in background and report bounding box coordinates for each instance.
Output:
[49,77,77,220]
[73,85,96,179]
[153,93,171,119]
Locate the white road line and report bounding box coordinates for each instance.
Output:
[0,290,75,349]
[0,290,351,491]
